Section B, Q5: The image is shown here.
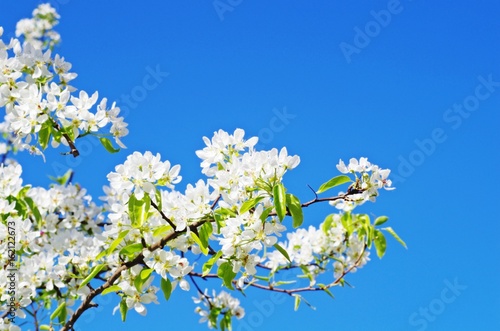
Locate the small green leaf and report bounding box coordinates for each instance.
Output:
[220,312,232,331]
[139,266,154,280]
[105,230,130,257]
[50,301,66,321]
[321,214,334,234]
[198,222,213,251]
[48,169,73,186]
[79,264,105,289]
[254,275,271,282]
[374,229,387,258]
[273,183,286,221]
[374,216,389,226]
[190,231,208,255]
[153,225,173,237]
[128,193,151,228]
[119,243,144,258]
[99,137,120,153]
[51,126,62,142]
[286,194,303,228]
[316,175,352,194]
[38,122,51,150]
[383,226,407,249]
[102,285,121,295]
[16,186,30,199]
[259,207,273,222]
[24,197,42,225]
[273,243,291,263]
[294,295,301,311]
[341,212,354,235]
[217,262,236,290]
[134,268,154,291]
[318,284,335,299]
[274,280,296,286]
[119,298,127,322]
[40,325,51,330]
[240,196,264,214]
[155,188,163,210]
[160,277,172,301]
[203,251,223,276]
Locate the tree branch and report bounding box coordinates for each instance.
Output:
[189,245,367,296]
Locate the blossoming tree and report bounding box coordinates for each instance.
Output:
[0,4,405,331]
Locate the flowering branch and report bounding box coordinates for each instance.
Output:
[0,5,405,331]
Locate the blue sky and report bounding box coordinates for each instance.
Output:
[2,1,500,330]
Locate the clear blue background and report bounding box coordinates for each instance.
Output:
[2,1,499,330]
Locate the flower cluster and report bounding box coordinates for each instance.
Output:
[107,151,182,201]
[15,3,61,50]
[264,213,370,283]
[0,164,106,324]
[193,290,245,329]
[0,3,128,159]
[332,157,394,211]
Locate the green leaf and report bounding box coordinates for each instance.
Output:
[38,122,51,150]
[50,301,66,321]
[17,185,31,199]
[105,230,130,257]
[254,275,271,282]
[119,243,144,258]
[58,304,67,324]
[220,312,232,331]
[294,295,301,311]
[374,216,389,226]
[316,175,352,194]
[79,264,105,289]
[318,284,335,299]
[203,251,223,276]
[134,268,154,291]
[51,126,62,142]
[48,169,73,186]
[273,243,291,263]
[24,196,42,226]
[190,231,208,255]
[341,212,353,235]
[99,137,120,153]
[215,207,237,218]
[274,280,296,286]
[198,222,213,252]
[286,194,303,228]
[40,325,51,330]
[153,225,172,237]
[155,188,163,210]
[63,125,75,141]
[9,196,27,218]
[259,207,273,222]
[102,285,121,295]
[374,229,387,258]
[240,196,264,214]
[160,277,172,301]
[322,214,334,234]
[119,298,127,322]
[128,193,151,228]
[383,226,407,249]
[217,262,236,290]
[273,183,286,222]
